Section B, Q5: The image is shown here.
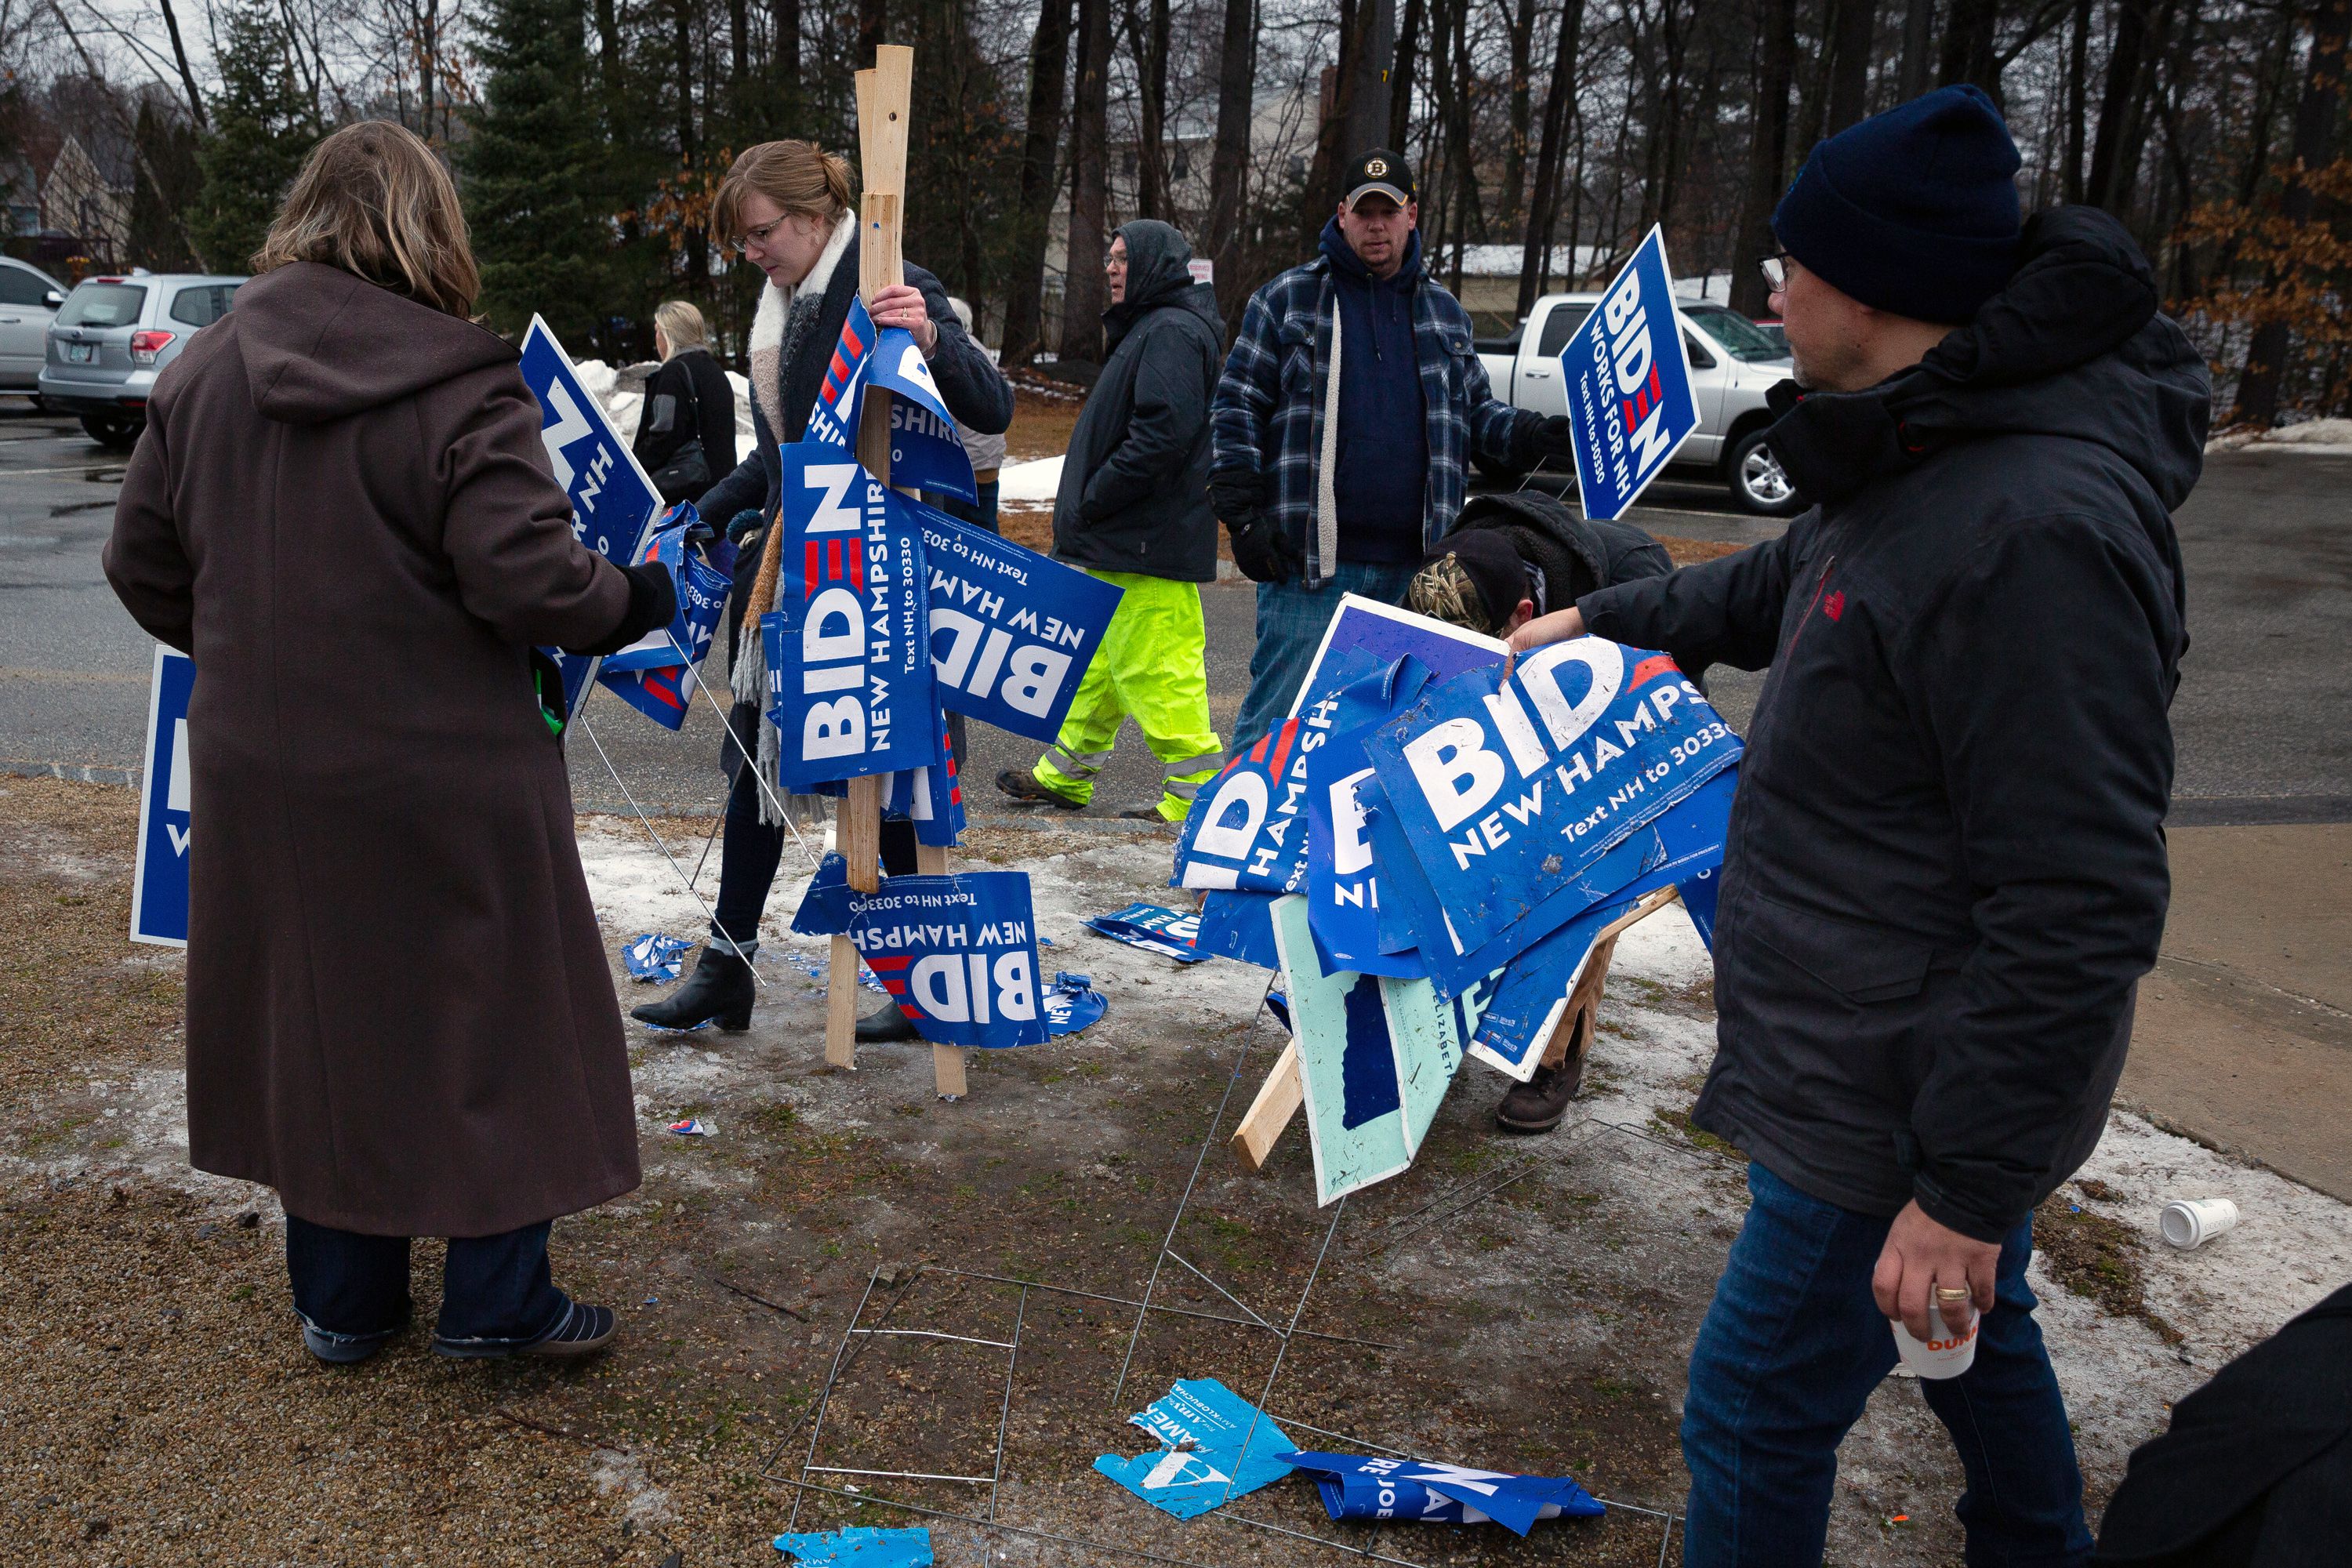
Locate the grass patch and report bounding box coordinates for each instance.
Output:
[1652,1105,1738,1158]
[2034,1189,2182,1344]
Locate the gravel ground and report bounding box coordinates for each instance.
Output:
[5,776,2347,1567]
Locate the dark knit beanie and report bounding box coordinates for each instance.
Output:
[1773,85,2023,325]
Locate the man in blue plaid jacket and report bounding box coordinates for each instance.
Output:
[1210,148,1577,748]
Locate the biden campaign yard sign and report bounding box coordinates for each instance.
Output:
[916,503,1123,744]
[131,644,194,947]
[519,316,665,720]
[1559,225,1700,521]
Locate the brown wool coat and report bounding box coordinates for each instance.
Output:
[104,262,642,1237]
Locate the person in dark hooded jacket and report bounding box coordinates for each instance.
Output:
[996,220,1227,821]
[1508,88,2205,1563]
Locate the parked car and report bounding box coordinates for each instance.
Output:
[1752,318,1790,356]
[0,256,69,395]
[1475,295,1802,514]
[41,271,247,452]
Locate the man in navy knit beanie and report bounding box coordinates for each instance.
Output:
[1502,85,2209,1564]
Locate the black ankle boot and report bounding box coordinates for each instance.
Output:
[631,946,753,1033]
[855,996,921,1042]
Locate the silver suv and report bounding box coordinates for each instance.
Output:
[0,256,68,393]
[42,271,246,452]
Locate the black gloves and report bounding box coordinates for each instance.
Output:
[574,561,679,656]
[1513,414,1580,470]
[1211,469,1299,584]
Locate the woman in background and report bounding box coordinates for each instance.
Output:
[104,121,674,1365]
[632,299,738,504]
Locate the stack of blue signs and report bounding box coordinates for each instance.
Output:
[1083,903,1206,963]
[1169,593,1740,1204]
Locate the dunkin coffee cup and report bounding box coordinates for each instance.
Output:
[1890,1302,1978,1379]
[2160,1197,2241,1250]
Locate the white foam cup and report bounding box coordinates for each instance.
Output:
[2160,1197,2240,1249]
[1889,1302,1978,1379]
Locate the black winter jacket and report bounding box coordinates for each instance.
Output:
[631,346,739,496]
[1051,220,1224,582]
[1577,206,2207,1243]
[1443,490,1674,615]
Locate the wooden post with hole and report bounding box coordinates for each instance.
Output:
[823,45,968,1098]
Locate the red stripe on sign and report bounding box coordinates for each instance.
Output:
[1265,721,1297,784]
[848,532,864,590]
[826,538,842,580]
[1247,733,1270,765]
[804,540,819,591]
[895,1003,920,1021]
[880,979,907,994]
[828,350,849,385]
[867,954,911,971]
[650,680,685,710]
[1649,361,1662,401]
[843,321,866,355]
[1623,399,1638,433]
[1630,653,1680,686]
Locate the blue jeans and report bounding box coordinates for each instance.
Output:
[1230,561,1418,752]
[285,1214,569,1353]
[1682,1164,2092,1567]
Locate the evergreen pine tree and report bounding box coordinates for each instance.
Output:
[188,2,319,272]
[463,0,616,342]
[130,98,203,271]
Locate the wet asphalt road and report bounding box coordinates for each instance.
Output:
[4,399,2346,829]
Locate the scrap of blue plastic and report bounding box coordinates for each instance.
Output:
[1195,888,1281,969]
[1093,1378,1298,1519]
[1044,971,1107,1036]
[624,932,691,983]
[771,1525,934,1566]
[1276,1451,1605,1537]
[1083,902,1207,964]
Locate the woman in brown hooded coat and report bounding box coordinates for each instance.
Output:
[103,122,674,1363]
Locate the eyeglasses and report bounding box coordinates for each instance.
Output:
[1757,252,1793,293]
[729,216,789,256]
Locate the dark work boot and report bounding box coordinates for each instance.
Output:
[630,946,753,1033]
[1494,1006,1591,1134]
[855,996,921,1043]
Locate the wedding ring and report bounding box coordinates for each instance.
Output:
[1935,1285,1972,1302]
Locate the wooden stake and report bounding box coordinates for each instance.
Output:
[1231,1040,1302,1172]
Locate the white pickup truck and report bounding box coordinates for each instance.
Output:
[1476,295,1802,515]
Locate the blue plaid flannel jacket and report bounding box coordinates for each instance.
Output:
[1210,254,1531,585]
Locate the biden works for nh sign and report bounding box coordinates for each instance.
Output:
[1559,225,1700,521]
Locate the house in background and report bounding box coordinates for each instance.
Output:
[42,134,131,270]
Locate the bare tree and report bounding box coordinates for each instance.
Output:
[1515,0,1584,315]
[1204,0,1258,326]
[1002,0,1074,361]
[1729,0,1796,318]
[1059,0,1110,361]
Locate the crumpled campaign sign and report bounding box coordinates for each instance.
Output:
[1195,889,1281,969]
[791,858,1047,1048]
[808,297,976,501]
[1094,1379,1296,1519]
[597,503,738,729]
[518,315,664,720]
[763,442,938,788]
[1365,637,1740,993]
[1083,903,1205,963]
[1290,595,1507,723]
[1558,223,1701,521]
[1172,645,1389,895]
[916,504,1123,744]
[1043,971,1108,1035]
[1304,654,1439,978]
[1467,768,1734,1079]
[1277,1452,1605,1537]
[771,1525,933,1566]
[623,932,691,983]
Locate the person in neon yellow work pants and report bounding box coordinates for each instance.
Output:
[998,220,1225,822]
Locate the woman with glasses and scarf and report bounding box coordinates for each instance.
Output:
[632,139,1014,1040]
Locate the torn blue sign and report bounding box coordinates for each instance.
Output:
[881,712,964,848]
[1094,1379,1297,1519]
[1365,639,1740,993]
[917,505,1123,744]
[1277,1452,1605,1537]
[1289,594,1505,724]
[597,504,738,731]
[771,1525,933,1566]
[1083,903,1205,964]
[1195,889,1281,969]
[623,933,691,983]
[804,297,975,502]
[1043,971,1107,1035]
[1557,223,1702,521]
[792,859,1047,1048]
[518,315,665,720]
[1304,655,1439,979]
